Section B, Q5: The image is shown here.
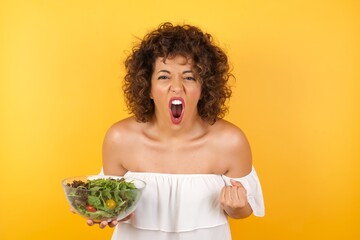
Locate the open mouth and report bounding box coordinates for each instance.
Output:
[171,100,183,118]
[169,98,184,124]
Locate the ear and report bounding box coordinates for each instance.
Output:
[149,91,153,99]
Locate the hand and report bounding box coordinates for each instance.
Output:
[86,212,135,229]
[220,179,249,219]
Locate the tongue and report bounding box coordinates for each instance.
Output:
[171,105,182,118]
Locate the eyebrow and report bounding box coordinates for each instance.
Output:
[157,70,171,74]
[157,70,193,74]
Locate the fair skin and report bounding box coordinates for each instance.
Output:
[89,56,253,228]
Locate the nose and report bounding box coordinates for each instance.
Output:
[169,76,184,94]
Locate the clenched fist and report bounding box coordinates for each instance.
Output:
[220,179,253,219]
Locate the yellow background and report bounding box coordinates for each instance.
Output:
[1,0,359,239]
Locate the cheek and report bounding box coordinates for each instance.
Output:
[188,86,202,101]
[150,87,167,103]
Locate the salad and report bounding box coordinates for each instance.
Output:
[65,177,140,222]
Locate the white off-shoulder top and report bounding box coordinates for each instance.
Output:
[104,166,264,240]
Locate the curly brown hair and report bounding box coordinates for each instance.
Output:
[123,22,233,124]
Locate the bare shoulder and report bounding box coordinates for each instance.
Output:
[104,116,140,142]
[210,119,253,177]
[102,116,142,175]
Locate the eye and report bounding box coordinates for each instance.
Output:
[158,75,169,80]
[184,76,196,81]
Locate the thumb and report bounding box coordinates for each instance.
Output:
[230,179,243,187]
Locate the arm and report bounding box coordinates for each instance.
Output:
[102,123,128,176]
[88,123,130,228]
[220,125,253,219]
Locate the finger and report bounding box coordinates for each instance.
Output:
[99,221,108,229]
[109,211,135,228]
[86,220,94,226]
[233,185,241,201]
[238,186,248,201]
[221,186,233,202]
[222,186,232,201]
[234,187,248,207]
[227,186,233,201]
[121,212,135,222]
[228,185,235,198]
[108,220,118,228]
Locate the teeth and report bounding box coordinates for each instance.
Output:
[171,100,182,105]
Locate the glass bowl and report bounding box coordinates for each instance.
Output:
[62,175,146,222]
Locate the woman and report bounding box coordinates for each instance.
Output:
[92,22,264,240]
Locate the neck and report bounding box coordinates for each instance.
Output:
[147,115,209,142]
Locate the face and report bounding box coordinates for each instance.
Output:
[150,55,202,126]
